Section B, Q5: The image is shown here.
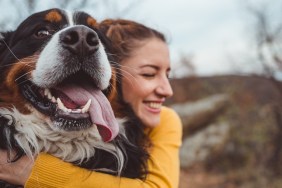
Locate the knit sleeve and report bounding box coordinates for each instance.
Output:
[25,107,182,188]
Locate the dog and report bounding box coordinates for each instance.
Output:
[0,8,148,187]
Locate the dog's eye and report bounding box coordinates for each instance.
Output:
[35,29,52,38]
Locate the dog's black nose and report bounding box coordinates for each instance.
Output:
[60,26,99,57]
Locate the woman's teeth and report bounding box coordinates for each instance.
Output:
[148,102,162,109]
[43,88,91,114]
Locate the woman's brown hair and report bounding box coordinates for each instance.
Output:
[98,19,166,179]
[99,19,166,63]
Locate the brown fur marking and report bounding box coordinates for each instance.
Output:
[45,10,62,23]
[87,17,98,28]
[0,56,37,114]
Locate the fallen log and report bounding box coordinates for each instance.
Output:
[170,94,230,138]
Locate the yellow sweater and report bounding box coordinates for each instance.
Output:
[25,107,182,188]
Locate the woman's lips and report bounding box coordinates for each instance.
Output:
[143,101,163,113]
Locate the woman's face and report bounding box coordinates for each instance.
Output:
[121,38,173,127]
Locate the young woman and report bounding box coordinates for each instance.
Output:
[0,19,182,188]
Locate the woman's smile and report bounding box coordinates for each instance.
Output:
[143,100,164,113]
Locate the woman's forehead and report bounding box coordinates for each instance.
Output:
[125,38,170,68]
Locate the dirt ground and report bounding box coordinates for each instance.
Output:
[179,170,238,188]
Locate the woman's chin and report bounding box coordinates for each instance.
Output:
[136,105,161,127]
[142,113,161,128]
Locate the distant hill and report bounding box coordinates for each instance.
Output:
[167,75,282,105]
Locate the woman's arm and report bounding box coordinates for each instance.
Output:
[1,107,182,188]
[0,150,33,186]
[145,107,183,187]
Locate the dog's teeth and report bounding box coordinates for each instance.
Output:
[57,98,68,112]
[52,96,56,103]
[44,89,48,96]
[57,98,63,108]
[44,88,53,99]
[44,88,55,102]
[47,92,53,100]
[71,109,82,113]
[44,88,50,96]
[81,99,91,113]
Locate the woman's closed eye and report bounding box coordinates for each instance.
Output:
[141,73,156,78]
[139,65,159,78]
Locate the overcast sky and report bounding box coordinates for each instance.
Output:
[0,0,280,77]
[133,0,248,76]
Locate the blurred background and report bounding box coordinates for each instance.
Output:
[1,0,282,187]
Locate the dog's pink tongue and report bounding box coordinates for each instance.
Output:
[56,85,119,142]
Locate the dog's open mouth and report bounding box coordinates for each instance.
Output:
[18,72,118,142]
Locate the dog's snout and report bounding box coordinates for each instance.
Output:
[60,26,99,57]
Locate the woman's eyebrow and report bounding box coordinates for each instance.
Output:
[140,64,159,70]
[140,65,171,72]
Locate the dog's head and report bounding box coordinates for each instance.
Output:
[0,8,119,142]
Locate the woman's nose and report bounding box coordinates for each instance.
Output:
[156,77,173,97]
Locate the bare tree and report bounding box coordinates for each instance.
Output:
[171,54,196,78]
[242,0,282,176]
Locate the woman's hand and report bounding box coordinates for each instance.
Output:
[0,150,34,185]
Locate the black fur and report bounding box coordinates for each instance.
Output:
[0,114,24,162]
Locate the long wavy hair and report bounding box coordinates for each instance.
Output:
[98,19,167,178]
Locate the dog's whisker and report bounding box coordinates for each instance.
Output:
[114,72,136,87]
[111,64,146,88]
[109,61,139,72]
[0,38,22,62]
[0,56,37,68]
[115,71,134,82]
[14,71,33,82]
[0,59,35,67]
[17,79,31,86]
[112,63,152,91]
[114,68,141,89]
[113,67,135,79]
